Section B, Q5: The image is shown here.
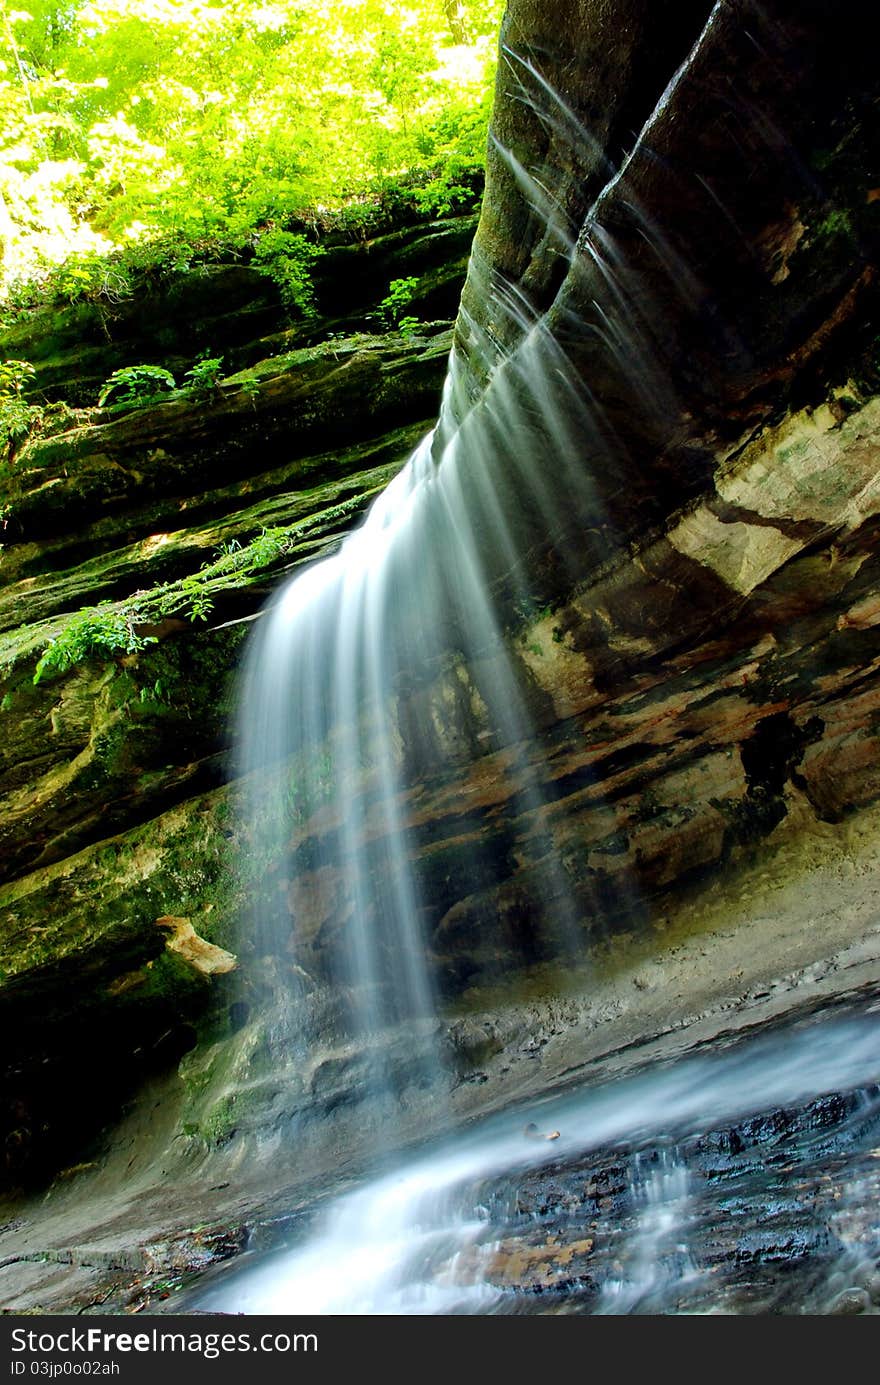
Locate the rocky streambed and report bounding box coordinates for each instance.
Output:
[166,988,880,1317]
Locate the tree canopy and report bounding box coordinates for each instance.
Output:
[0,0,503,301]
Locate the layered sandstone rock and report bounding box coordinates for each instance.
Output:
[0,0,878,1208]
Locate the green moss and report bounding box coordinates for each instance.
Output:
[813,208,854,241]
[106,669,140,709]
[0,783,244,982]
[121,951,208,1009]
[176,1007,287,1147]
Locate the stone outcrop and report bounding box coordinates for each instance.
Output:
[0,208,473,1183]
[0,0,879,1313]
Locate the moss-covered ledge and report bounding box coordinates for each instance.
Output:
[0,209,479,405]
[3,327,451,548]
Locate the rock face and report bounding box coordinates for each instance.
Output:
[0,0,879,1254]
[0,208,474,1183]
[259,0,880,1006]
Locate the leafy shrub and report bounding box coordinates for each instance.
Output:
[2,238,204,320]
[0,360,35,395]
[98,364,177,410]
[251,230,325,317]
[0,359,40,464]
[52,254,136,307]
[411,155,485,217]
[378,277,421,330]
[183,355,224,398]
[0,397,38,461]
[33,602,157,684]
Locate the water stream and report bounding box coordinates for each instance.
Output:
[211,8,879,1317]
[233,25,703,1086]
[195,1002,880,1314]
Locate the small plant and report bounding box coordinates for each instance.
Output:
[0,359,41,464]
[183,355,224,398]
[98,364,177,410]
[140,677,172,706]
[33,602,157,684]
[378,276,421,330]
[173,572,215,623]
[251,228,325,317]
[815,208,853,240]
[0,360,35,395]
[412,172,479,217]
[30,520,325,682]
[54,254,135,307]
[238,376,261,406]
[0,398,39,462]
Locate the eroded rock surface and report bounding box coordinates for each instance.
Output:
[1,0,879,1310]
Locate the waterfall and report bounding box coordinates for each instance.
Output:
[232,20,717,1097]
[234,306,612,1118]
[226,0,834,1170]
[201,0,879,1316]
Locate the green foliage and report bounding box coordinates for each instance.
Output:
[239,377,262,406]
[0,360,35,396]
[2,236,204,318]
[0,0,503,303]
[0,397,38,462]
[183,355,225,398]
[379,276,421,329]
[98,364,176,409]
[251,229,324,317]
[33,602,158,684]
[44,255,136,308]
[30,505,362,681]
[152,525,295,624]
[139,677,172,706]
[0,359,40,463]
[174,575,215,623]
[815,209,854,241]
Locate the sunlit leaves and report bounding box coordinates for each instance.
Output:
[0,0,503,296]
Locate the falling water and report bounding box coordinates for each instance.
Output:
[236,310,610,1050]
[596,1150,702,1314]
[233,22,711,1081]
[213,0,877,1316]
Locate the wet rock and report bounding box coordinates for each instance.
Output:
[828,1287,871,1315]
[2,0,880,1207]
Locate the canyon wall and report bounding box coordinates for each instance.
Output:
[1,0,878,1206]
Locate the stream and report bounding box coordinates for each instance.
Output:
[190,995,880,1315]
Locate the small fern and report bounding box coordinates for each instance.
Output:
[33,603,157,684]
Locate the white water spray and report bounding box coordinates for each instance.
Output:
[197,1008,880,1314]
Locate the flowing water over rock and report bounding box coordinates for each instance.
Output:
[211,3,880,1316]
[193,1001,880,1314]
[234,27,710,1081]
